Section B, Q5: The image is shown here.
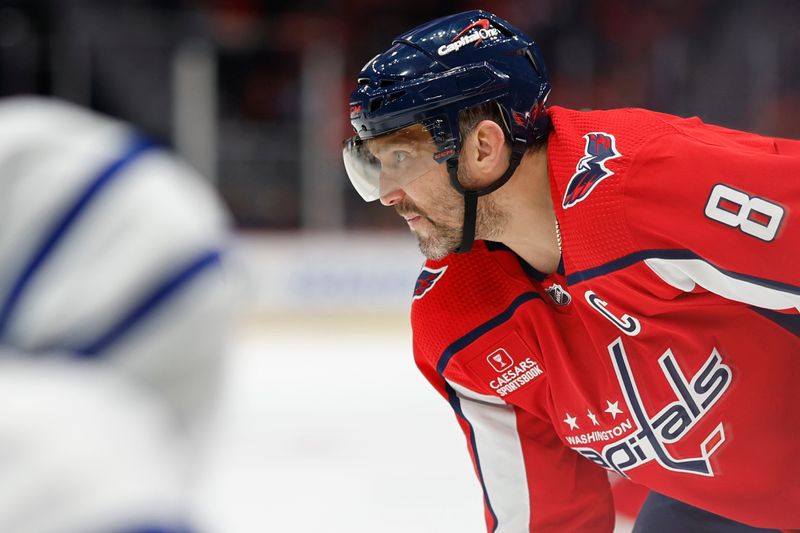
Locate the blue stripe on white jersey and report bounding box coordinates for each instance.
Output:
[117,527,194,533]
[76,249,222,358]
[0,136,155,339]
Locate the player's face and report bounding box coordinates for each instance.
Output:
[387,162,464,260]
[374,127,506,260]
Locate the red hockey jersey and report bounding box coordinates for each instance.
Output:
[411,106,800,532]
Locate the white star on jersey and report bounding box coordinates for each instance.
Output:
[604,400,623,419]
[563,413,579,430]
[587,410,599,426]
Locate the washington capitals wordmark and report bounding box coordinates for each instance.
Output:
[573,338,730,478]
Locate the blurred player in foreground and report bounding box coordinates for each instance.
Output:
[343,10,800,533]
[0,96,234,533]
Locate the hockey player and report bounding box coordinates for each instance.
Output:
[343,10,800,533]
[0,96,234,533]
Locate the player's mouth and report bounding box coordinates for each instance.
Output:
[396,201,428,230]
[402,214,422,229]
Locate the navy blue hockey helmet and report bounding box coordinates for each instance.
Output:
[343,10,550,199]
[343,10,550,252]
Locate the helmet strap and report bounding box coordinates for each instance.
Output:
[457,190,479,253]
[448,138,527,253]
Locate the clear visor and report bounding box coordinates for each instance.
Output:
[342,124,448,202]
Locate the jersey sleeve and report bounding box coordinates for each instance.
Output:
[411,247,614,532]
[624,127,800,312]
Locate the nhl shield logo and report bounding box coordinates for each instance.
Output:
[545,284,572,306]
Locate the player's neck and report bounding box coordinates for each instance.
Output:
[493,147,560,274]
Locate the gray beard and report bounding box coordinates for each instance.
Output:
[415,194,507,260]
[416,221,462,260]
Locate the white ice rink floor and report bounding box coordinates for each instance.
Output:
[192,313,634,533]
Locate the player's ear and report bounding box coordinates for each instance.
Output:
[470,119,508,178]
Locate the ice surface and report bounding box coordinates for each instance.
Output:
[191,313,633,533]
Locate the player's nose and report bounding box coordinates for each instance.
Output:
[380,186,406,206]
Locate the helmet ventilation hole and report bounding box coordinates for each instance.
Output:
[386,90,407,102]
[368,97,384,113]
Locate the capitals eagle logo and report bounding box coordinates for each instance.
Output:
[563,132,621,209]
[413,266,448,300]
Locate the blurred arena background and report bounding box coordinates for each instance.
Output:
[1,0,798,531]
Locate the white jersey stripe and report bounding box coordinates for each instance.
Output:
[448,380,507,405]
[645,258,800,311]
[447,379,531,533]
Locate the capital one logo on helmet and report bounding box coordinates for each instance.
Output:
[437,19,501,56]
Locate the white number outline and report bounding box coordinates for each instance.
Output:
[704,183,784,242]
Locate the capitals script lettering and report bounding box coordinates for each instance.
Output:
[574,338,731,477]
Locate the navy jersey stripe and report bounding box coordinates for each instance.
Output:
[485,241,547,282]
[566,249,696,285]
[435,292,540,374]
[566,249,800,296]
[516,257,546,283]
[445,382,500,532]
[556,255,565,276]
[749,307,800,338]
[434,291,539,532]
[75,250,222,358]
[0,136,156,338]
[484,241,511,253]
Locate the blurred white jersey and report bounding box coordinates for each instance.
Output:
[0,353,189,533]
[0,96,233,422]
[0,96,235,533]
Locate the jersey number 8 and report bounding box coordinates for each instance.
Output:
[704,184,784,242]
